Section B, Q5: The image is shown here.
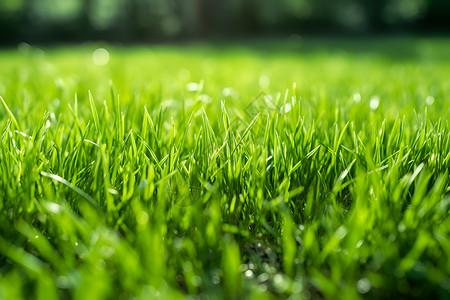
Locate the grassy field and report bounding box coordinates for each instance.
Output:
[0,37,449,299]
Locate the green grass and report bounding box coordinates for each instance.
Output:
[0,37,449,299]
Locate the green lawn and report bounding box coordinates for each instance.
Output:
[0,38,449,299]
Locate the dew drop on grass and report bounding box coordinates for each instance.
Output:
[45,202,62,214]
[239,264,248,272]
[92,48,110,66]
[259,284,268,292]
[54,77,64,89]
[198,94,212,103]
[273,273,290,293]
[356,239,364,248]
[244,270,254,278]
[426,96,434,106]
[280,102,292,114]
[257,273,269,283]
[222,87,231,96]
[264,95,273,105]
[186,82,200,92]
[370,96,380,110]
[136,211,149,225]
[356,278,371,294]
[99,246,115,258]
[222,87,235,97]
[259,75,270,88]
[353,93,361,103]
[212,275,220,285]
[173,238,183,250]
[334,225,348,240]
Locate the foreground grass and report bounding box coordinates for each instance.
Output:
[0,38,449,299]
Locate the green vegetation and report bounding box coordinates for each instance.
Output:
[0,38,449,299]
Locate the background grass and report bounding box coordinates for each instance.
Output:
[0,37,449,299]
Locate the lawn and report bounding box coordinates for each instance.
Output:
[0,37,449,299]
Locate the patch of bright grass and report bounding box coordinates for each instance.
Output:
[0,38,449,299]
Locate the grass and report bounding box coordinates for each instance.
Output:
[0,37,449,299]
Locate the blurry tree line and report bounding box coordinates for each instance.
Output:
[0,0,449,44]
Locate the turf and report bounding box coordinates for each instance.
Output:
[0,38,449,299]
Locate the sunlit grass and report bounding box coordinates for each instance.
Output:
[0,38,449,299]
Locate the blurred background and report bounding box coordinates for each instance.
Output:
[0,0,449,45]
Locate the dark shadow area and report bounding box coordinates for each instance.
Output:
[121,35,450,64]
[1,0,450,45]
